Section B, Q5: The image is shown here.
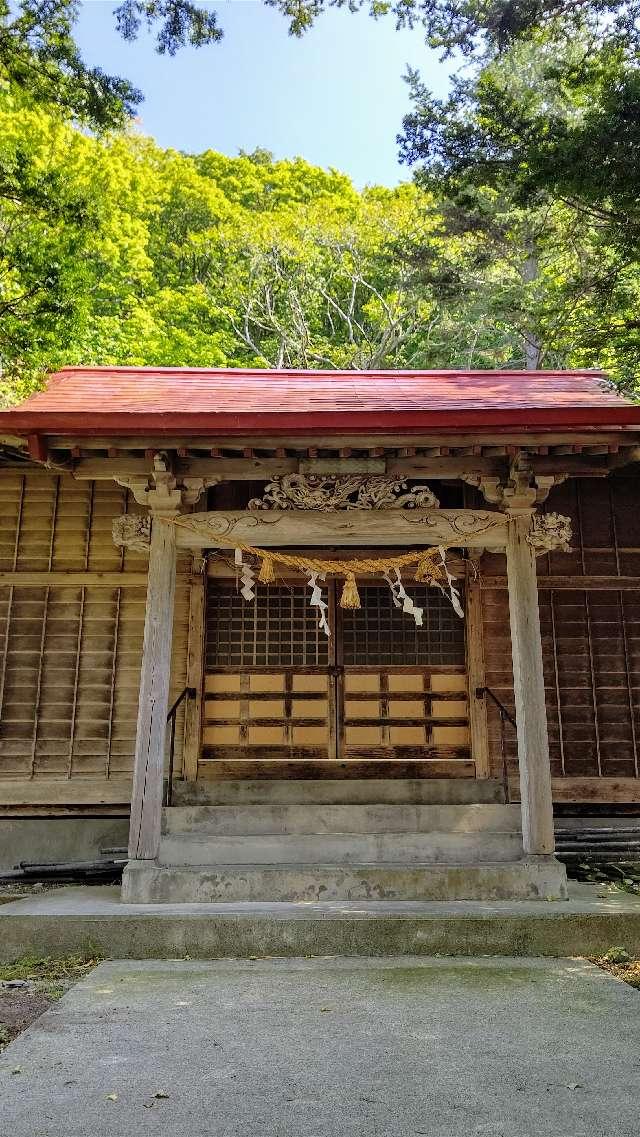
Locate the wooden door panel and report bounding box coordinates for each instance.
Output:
[202,579,470,774]
[338,584,469,765]
[202,583,335,765]
[341,666,470,761]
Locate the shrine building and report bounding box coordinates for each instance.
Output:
[1,366,639,903]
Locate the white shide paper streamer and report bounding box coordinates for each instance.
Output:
[307,572,330,637]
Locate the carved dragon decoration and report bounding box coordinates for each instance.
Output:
[112,514,151,552]
[527,512,573,554]
[248,474,439,512]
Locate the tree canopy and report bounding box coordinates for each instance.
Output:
[0,0,637,399]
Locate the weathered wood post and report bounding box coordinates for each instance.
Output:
[113,470,216,866]
[128,508,178,859]
[112,469,185,861]
[505,511,555,855]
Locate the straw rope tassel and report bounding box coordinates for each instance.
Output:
[339,572,361,609]
[415,553,437,583]
[258,554,276,584]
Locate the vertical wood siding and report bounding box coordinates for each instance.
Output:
[482,475,640,796]
[0,471,189,804]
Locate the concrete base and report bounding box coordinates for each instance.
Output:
[0,816,128,872]
[122,856,568,903]
[1,883,640,961]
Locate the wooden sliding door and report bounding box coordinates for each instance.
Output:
[202,583,337,765]
[201,579,470,775]
[338,585,470,770]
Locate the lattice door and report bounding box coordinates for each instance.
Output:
[203,583,336,763]
[338,585,470,765]
[203,580,470,772]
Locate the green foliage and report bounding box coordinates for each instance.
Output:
[399,38,640,243]
[0,1,229,131]
[258,1,640,390]
[267,0,640,56]
[0,1,140,130]
[601,946,631,965]
[1,93,639,397]
[114,1,223,54]
[0,951,102,996]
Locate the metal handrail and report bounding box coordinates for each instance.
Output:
[165,686,197,807]
[475,686,517,803]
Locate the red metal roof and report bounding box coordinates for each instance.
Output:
[0,366,638,438]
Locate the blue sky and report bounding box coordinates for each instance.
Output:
[75,2,452,187]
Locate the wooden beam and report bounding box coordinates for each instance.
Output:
[0,571,155,587]
[182,575,205,782]
[75,454,503,481]
[73,457,154,480]
[508,776,640,804]
[179,457,297,480]
[48,430,640,452]
[128,512,177,860]
[0,779,132,807]
[27,433,48,462]
[388,456,504,478]
[465,576,490,778]
[530,455,611,477]
[197,758,476,780]
[299,457,385,475]
[506,513,555,855]
[172,508,510,550]
[70,451,640,485]
[482,575,640,591]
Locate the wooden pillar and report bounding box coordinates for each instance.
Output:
[128,514,177,860]
[505,513,555,855]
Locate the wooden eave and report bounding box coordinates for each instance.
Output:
[2,432,640,485]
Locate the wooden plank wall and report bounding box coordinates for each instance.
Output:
[0,470,190,809]
[481,474,640,803]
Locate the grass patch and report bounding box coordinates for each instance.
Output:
[0,953,102,1000]
[592,947,640,990]
[0,953,103,1051]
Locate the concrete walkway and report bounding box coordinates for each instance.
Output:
[1,957,639,1136]
[2,882,640,959]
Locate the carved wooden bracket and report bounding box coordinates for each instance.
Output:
[462,457,567,512]
[116,458,221,513]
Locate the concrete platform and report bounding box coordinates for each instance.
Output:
[2,882,640,960]
[1,956,639,1136]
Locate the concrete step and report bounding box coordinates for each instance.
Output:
[171,778,505,807]
[162,803,521,837]
[157,830,523,866]
[122,857,568,903]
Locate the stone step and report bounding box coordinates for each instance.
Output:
[171,778,505,807]
[157,830,523,866]
[162,803,521,837]
[122,858,568,903]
